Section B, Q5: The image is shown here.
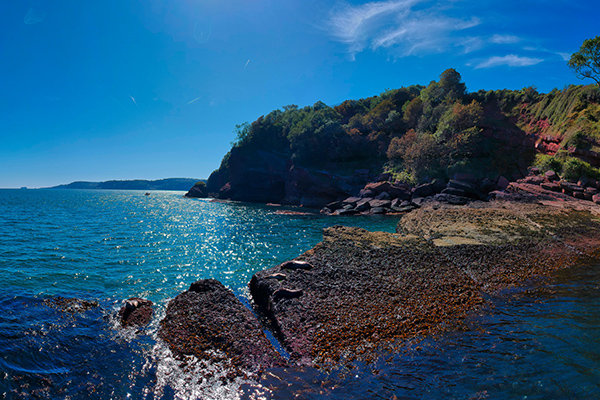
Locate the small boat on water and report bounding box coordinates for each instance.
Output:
[144,192,150,196]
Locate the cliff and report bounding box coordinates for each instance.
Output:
[205,70,600,208]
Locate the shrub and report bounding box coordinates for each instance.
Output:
[561,157,600,181]
[534,154,563,173]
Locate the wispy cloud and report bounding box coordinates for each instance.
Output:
[328,0,481,59]
[475,54,544,69]
[489,34,521,44]
[129,95,139,107]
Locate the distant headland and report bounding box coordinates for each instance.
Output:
[46,178,204,191]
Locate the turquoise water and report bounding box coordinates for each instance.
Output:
[1,189,600,399]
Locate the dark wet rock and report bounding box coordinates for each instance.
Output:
[325,201,343,212]
[184,182,208,198]
[363,181,411,200]
[447,180,485,199]
[358,189,374,198]
[560,181,584,194]
[578,178,590,187]
[391,205,417,213]
[412,182,435,198]
[265,273,287,281]
[411,197,427,207]
[342,196,362,206]
[281,260,314,270]
[355,198,371,212]
[541,182,561,192]
[368,199,391,209]
[480,178,496,194]
[375,191,390,200]
[335,208,360,215]
[119,297,153,328]
[369,207,386,214]
[43,297,99,313]
[497,176,510,190]
[518,175,545,185]
[273,288,304,300]
[574,192,592,201]
[544,170,559,181]
[441,187,467,197]
[453,172,476,182]
[527,167,541,175]
[159,279,285,377]
[207,147,366,207]
[433,193,470,205]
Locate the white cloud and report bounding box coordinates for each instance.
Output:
[557,52,571,61]
[475,54,544,69]
[328,0,481,59]
[489,34,521,44]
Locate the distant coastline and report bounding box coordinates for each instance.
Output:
[45,178,204,191]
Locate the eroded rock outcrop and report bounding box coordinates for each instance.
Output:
[119,297,153,328]
[250,200,600,365]
[206,147,368,207]
[159,279,286,378]
[184,181,208,198]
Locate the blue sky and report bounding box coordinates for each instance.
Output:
[0,0,597,188]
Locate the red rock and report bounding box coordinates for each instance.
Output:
[544,170,558,181]
[160,279,286,376]
[368,199,392,209]
[541,182,561,192]
[518,176,545,185]
[453,172,476,182]
[342,197,362,205]
[593,194,600,204]
[119,298,153,328]
[497,176,510,190]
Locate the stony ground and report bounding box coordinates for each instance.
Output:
[250,196,600,366]
[159,186,600,380]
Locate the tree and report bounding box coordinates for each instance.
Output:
[438,68,466,100]
[568,36,600,85]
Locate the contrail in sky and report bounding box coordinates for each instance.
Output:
[129,95,138,107]
[186,96,202,105]
[244,59,250,70]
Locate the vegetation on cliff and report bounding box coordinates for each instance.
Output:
[208,66,600,204]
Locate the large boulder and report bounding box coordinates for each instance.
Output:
[362,182,411,200]
[159,279,286,377]
[119,298,153,328]
[184,181,208,198]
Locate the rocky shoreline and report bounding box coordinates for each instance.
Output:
[151,184,600,382]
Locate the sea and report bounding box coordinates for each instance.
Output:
[1,189,599,399]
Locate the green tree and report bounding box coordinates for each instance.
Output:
[568,36,600,85]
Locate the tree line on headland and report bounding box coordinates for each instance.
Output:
[196,37,600,207]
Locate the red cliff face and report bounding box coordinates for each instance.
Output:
[207,147,368,208]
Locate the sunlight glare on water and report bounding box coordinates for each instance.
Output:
[2,189,600,399]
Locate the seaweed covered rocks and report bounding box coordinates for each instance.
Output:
[119,297,153,328]
[159,279,286,379]
[251,200,600,365]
